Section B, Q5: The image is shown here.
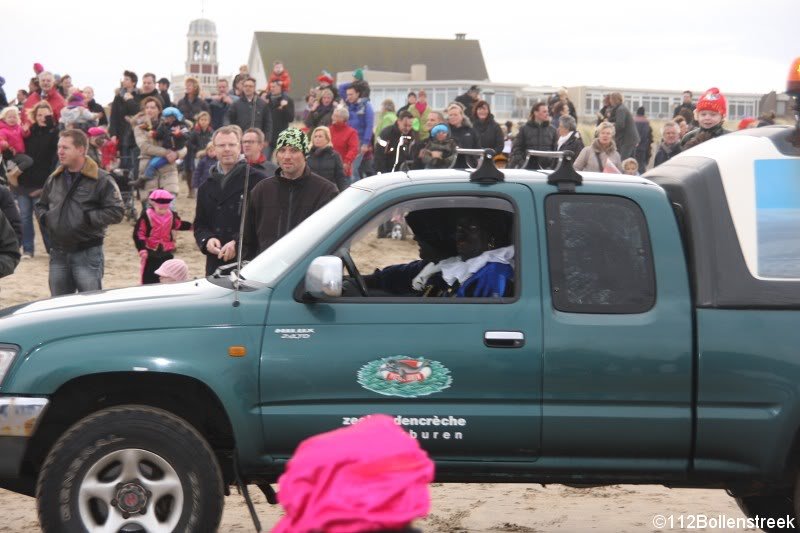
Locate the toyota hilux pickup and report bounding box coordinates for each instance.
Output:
[0,121,799,532]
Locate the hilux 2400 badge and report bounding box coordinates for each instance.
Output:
[357,357,452,398]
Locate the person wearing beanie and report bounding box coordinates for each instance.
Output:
[59,92,96,131]
[154,258,190,283]
[420,122,457,169]
[315,70,339,102]
[273,414,434,533]
[338,66,371,103]
[133,189,191,284]
[681,87,730,150]
[738,117,758,130]
[242,127,338,258]
[138,107,191,184]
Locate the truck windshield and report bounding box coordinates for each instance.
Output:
[240,187,373,285]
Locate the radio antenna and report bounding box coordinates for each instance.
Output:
[232,74,260,307]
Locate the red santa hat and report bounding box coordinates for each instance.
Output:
[696,87,727,116]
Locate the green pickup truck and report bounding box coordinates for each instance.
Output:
[1,125,799,532]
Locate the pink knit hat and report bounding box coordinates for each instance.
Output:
[154,259,189,282]
[273,414,434,533]
[148,189,174,204]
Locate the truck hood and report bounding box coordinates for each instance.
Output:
[1,279,228,317]
[0,279,270,349]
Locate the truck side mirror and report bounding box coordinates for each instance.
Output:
[304,256,343,299]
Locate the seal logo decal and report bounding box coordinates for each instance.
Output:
[357,356,452,398]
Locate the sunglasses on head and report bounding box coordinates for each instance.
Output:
[150,198,172,205]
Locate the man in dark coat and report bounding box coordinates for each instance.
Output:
[242,128,338,259]
[109,70,141,178]
[510,102,558,169]
[455,86,480,119]
[654,121,682,167]
[35,130,124,295]
[207,78,236,130]
[609,92,640,160]
[373,111,417,173]
[158,78,173,109]
[634,106,653,172]
[673,91,695,119]
[0,210,19,281]
[228,77,272,152]
[0,185,21,246]
[194,126,268,275]
[139,74,163,106]
[266,80,295,157]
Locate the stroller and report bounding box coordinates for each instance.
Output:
[111,168,138,223]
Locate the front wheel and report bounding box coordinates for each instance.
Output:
[37,405,224,533]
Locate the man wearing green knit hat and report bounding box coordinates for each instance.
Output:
[242,128,339,258]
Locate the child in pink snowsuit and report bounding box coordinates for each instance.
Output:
[133,189,191,284]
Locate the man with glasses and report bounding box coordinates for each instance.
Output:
[193,126,268,275]
[242,128,277,175]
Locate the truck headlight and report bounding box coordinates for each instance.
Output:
[0,346,19,387]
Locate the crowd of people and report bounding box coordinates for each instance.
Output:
[0,58,781,297]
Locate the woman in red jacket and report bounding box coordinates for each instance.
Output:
[329,107,359,179]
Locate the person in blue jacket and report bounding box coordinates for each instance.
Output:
[344,84,374,180]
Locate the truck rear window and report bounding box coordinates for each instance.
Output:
[545,194,656,314]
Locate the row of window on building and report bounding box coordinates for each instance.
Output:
[584,92,759,121]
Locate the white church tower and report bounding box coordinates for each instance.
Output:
[172,18,219,101]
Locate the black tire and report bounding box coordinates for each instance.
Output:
[37,405,224,533]
[735,491,796,532]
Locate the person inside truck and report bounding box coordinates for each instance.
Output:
[363,208,514,297]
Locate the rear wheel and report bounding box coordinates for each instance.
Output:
[37,405,224,533]
[734,489,796,531]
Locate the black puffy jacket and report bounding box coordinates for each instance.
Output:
[307,146,347,192]
[510,120,557,169]
[450,121,480,169]
[473,116,504,154]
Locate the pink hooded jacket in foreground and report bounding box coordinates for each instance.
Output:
[273,414,434,533]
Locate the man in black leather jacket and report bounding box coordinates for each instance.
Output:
[35,130,124,295]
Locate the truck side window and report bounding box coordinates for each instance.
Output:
[342,197,516,299]
[545,194,655,313]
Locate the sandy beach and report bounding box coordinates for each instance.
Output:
[0,184,752,532]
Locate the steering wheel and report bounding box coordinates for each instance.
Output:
[338,248,368,297]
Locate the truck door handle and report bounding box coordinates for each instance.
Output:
[484,331,525,348]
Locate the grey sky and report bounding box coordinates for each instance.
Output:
[2,0,795,105]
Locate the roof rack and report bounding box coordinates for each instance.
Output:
[524,149,583,192]
[458,148,505,183]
